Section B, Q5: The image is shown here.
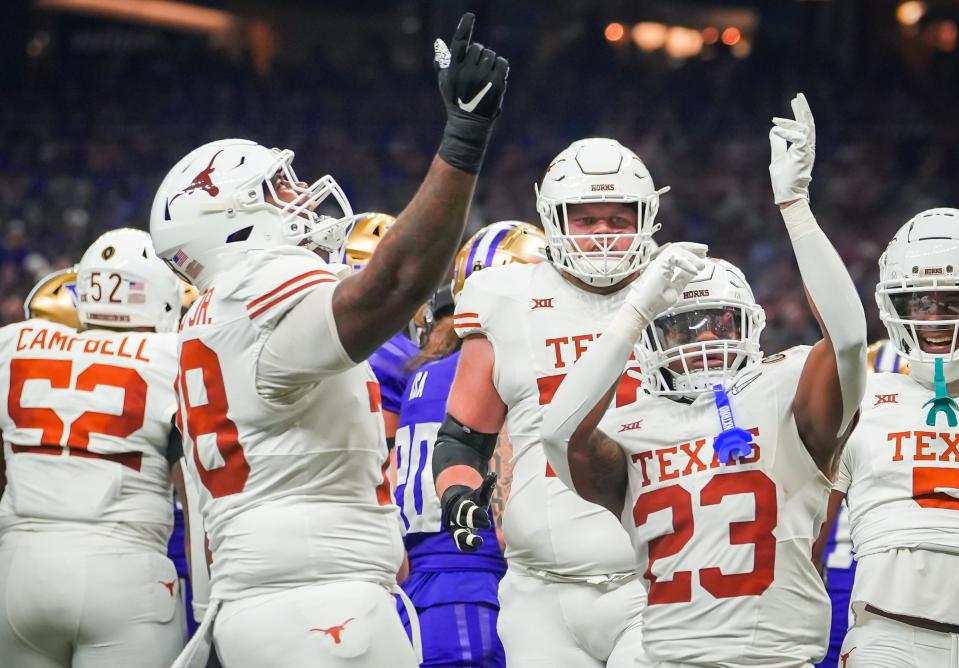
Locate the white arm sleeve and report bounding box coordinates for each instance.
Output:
[782,200,867,436]
[255,285,356,405]
[833,445,853,493]
[539,305,644,494]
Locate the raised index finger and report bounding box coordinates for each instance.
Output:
[451,13,476,63]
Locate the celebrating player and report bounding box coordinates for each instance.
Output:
[539,93,868,666]
[0,229,187,668]
[395,221,544,667]
[432,137,669,667]
[832,208,959,666]
[151,13,508,668]
[813,338,908,668]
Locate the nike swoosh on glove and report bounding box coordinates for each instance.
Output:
[434,13,509,173]
[440,472,498,553]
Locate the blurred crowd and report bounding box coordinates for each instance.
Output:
[2,23,957,353]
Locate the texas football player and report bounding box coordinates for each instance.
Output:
[540,94,867,666]
[151,14,508,668]
[833,208,959,666]
[0,229,187,668]
[433,137,670,667]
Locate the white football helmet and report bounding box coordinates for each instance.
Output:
[150,138,354,290]
[877,208,959,383]
[535,138,668,287]
[639,257,765,399]
[77,228,182,332]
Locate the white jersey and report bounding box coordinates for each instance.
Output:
[177,246,401,602]
[0,319,178,552]
[181,462,210,620]
[836,371,959,624]
[608,346,830,666]
[455,262,637,577]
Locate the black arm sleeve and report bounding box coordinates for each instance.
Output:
[166,420,184,466]
[431,413,498,479]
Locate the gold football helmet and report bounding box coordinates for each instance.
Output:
[24,266,81,328]
[867,339,910,374]
[451,221,547,299]
[345,212,396,271]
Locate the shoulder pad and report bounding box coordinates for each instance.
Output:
[453,263,537,339]
[230,247,344,326]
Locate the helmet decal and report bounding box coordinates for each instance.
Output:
[169,149,223,204]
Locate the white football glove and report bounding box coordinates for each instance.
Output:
[769,92,816,205]
[625,243,707,323]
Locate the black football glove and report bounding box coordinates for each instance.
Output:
[434,13,509,174]
[440,471,498,553]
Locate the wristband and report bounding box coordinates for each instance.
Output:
[438,110,495,174]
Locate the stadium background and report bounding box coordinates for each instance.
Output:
[1,0,957,354]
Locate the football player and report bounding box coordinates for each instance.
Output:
[812,339,907,668]
[432,137,670,667]
[539,93,868,666]
[345,212,420,449]
[831,208,959,666]
[0,229,187,668]
[23,263,208,639]
[151,14,508,668]
[395,221,545,667]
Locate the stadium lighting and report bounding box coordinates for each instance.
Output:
[633,22,668,52]
[732,39,752,59]
[896,1,927,27]
[665,27,704,59]
[604,22,626,43]
[702,27,720,45]
[34,0,236,34]
[721,27,741,46]
[935,20,958,51]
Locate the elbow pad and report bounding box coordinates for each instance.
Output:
[431,414,497,479]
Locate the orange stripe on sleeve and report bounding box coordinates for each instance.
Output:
[247,278,336,320]
[247,269,337,311]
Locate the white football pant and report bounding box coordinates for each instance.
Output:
[0,537,186,668]
[213,580,418,668]
[497,567,649,667]
[840,608,959,667]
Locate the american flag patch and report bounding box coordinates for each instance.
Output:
[185,260,204,280]
[128,279,144,291]
[172,249,188,267]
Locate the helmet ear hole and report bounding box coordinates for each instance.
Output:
[226,226,254,243]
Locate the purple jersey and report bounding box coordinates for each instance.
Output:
[395,351,506,667]
[368,332,419,415]
[395,351,505,575]
[166,496,199,636]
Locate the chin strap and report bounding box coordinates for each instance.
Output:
[923,358,959,427]
[712,383,754,464]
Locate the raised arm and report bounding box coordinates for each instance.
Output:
[539,245,706,516]
[332,14,508,362]
[768,93,867,474]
